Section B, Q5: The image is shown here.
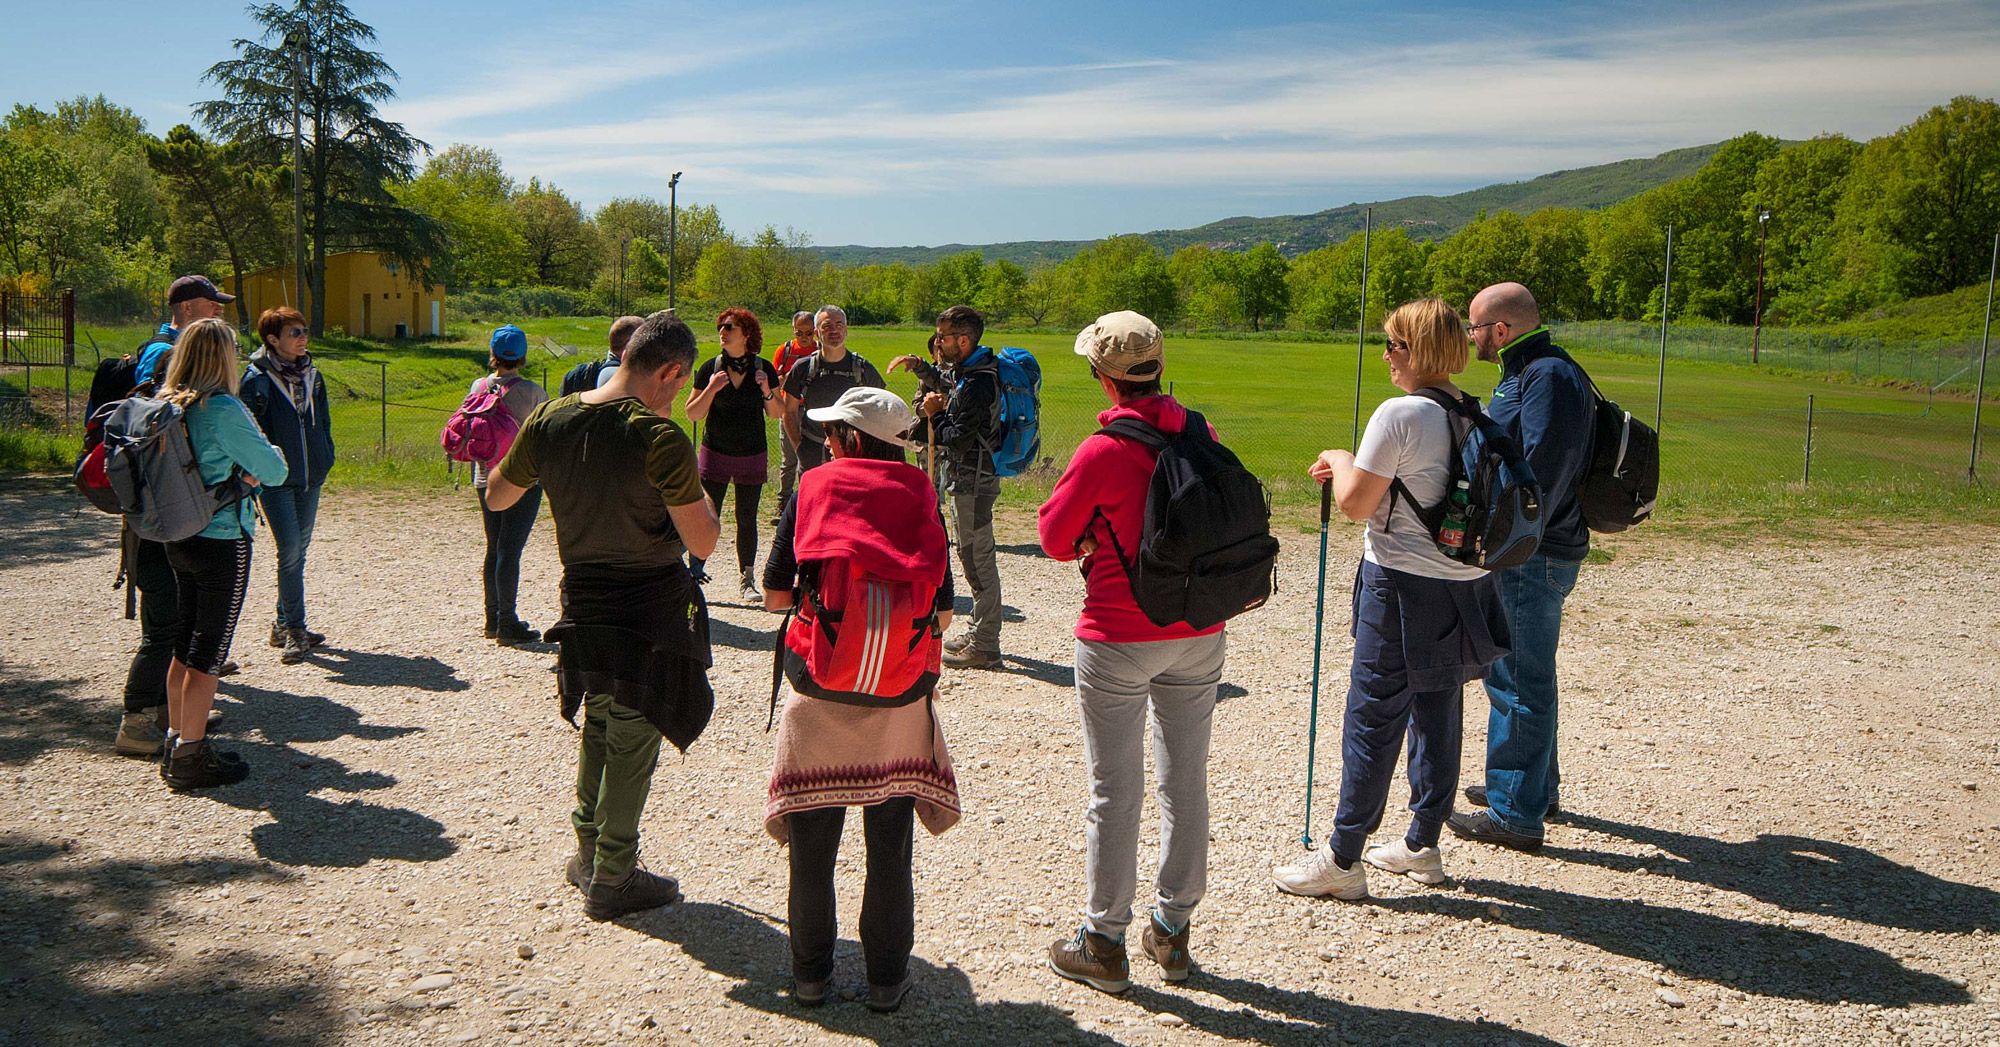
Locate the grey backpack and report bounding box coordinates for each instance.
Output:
[101,397,243,542]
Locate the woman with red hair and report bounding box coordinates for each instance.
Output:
[685,307,784,601]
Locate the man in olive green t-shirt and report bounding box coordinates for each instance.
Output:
[487,311,719,922]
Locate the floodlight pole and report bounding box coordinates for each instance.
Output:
[1969,230,1997,483]
[1656,225,1674,434]
[286,28,307,319]
[1753,208,1770,364]
[668,172,682,311]
[1352,207,1371,451]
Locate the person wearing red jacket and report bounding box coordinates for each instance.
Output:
[1036,311,1226,994]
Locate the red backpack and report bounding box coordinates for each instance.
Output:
[440,376,523,463]
[770,458,948,718]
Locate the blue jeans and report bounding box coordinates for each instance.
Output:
[1482,553,1582,838]
[259,484,322,629]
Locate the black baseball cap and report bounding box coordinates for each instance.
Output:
[168,275,236,305]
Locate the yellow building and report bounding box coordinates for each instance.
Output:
[235,251,446,338]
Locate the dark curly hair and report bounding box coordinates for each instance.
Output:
[716,307,763,356]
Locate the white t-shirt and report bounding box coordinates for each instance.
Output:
[1352,392,1486,581]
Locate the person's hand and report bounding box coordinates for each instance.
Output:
[243,475,263,488]
[937,610,953,634]
[889,355,920,373]
[1076,536,1098,557]
[754,369,770,393]
[1308,449,1351,483]
[920,391,948,417]
[707,369,731,391]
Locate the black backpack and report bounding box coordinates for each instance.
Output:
[1091,410,1280,631]
[1386,387,1544,571]
[1558,352,1658,533]
[73,350,156,514]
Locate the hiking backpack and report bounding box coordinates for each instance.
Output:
[1387,387,1544,571]
[72,351,157,513]
[966,346,1042,477]
[441,376,522,464]
[770,460,947,722]
[100,397,245,543]
[1092,410,1280,631]
[1558,352,1659,533]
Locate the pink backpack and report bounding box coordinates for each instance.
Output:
[441,376,523,464]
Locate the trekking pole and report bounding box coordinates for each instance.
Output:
[1300,478,1333,849]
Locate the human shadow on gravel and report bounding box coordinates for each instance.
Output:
[1003,655,1074,687]
[215,681,424,745]
[631,899,1558,1046]
[0,833,339,1047]
[1550,813,2000,936]
[950,596,1026,623]
[994,542,1048,557]
[305,649,470,692]
[0,660,98,764]
[709,615,777,652]
[1379,877,1970,1007]
[0,476,119,569]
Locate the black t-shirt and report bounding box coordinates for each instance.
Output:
[692,354,781,456]
[782,350,885,446]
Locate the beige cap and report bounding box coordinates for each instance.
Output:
[1074,310,1164,380]
[805,386,915,447]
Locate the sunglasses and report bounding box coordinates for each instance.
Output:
[285,326,308,338]
[718,322,738,332]
[1385,339,1410,353]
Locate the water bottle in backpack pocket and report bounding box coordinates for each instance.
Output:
[1387,387,1544,571]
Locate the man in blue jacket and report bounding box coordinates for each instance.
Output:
[1448,282,1594,853]
[241,306,335,664]
[913,305,1007,669]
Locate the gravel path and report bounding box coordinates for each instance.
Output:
[2,475,1997,1047]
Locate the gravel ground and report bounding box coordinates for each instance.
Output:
[2,474,1998,1047]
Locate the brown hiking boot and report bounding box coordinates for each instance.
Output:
[583,863,681,921]
[1139,911,1192,982]
[1048,926,1130,993]
[279,626,313,665]
[115,712,165,758]
[565,840,594,894]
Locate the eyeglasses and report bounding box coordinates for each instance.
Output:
[717,322,738,332]
[285,327,308,338]
[1385,339,1410,353]
[1465,320,1507,334]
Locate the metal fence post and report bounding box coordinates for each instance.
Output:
[1656,225,1673,433]
[1803,394,1815,486]
[1969,230,1997,483]
[62,289,74,425]
[379,361,388,460]
[1352,206,1371,451]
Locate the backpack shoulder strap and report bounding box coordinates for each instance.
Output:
[1094,417,1171,452]
[1383,390,1468,535]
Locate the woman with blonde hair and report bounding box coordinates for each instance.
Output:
[156,317,288,791]
[1274,297,1510,899]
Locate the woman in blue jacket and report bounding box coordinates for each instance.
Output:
[157,318,288,791]
[241,306,334,664]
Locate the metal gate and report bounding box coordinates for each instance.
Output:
[0,288,79,427]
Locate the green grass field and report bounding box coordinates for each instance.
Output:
[6,318,1997,527]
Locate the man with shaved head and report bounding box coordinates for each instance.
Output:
[1448,282,1596,853]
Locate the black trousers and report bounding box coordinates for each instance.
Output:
[690,478,761,575]
[122,536,179,713]
[480,486,541,625]
[164,535,252,677]
[787,798,915,986]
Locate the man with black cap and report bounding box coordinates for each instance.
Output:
[112,275,237,758]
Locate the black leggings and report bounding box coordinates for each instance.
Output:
[690,478,761,575]
[165,535,252,677]
[787,798,916,986]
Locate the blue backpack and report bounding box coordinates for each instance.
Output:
[966,346,1041,477]
[1386,387,1543,571]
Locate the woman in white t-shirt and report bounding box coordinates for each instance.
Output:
[1274,297,1511,901]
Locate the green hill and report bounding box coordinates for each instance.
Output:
[811,142,1726,267]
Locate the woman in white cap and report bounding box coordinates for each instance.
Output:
[759,386,960,1014]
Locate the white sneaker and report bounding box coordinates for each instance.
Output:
[1363,838,1447,884]
[1273,845,1367,900]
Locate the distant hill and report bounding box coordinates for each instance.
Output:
[811,142,1727,268]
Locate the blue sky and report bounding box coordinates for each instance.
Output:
[6,0,2000,246]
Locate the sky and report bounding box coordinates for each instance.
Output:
[6,0,2000,247]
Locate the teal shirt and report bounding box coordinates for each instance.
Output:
[184,393,289,539]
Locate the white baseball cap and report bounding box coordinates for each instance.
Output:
[805,386,916,447]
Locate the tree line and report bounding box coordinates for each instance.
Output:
[1,0,1994,335]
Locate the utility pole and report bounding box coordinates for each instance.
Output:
[668,171,682,312]
[1351,207,1371,450]
[1753,207,1770,364]
[618,237,630,315]
[1970,230,1997,483]
[286,27,307,320]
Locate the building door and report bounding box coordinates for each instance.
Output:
[362,293,372,338]
[430,300,440,337]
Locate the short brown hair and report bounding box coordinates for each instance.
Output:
[608,315,644,357]
[1383,297,1468,378]
[257,306,306,349]
[936,304,984,344]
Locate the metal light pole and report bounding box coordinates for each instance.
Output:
[1753,207,1770,364]
[668,171,682,312]
[1969,230,1997,483]
[286,28,307,317]
[1656,225,1674,433]
[1351,207,1371,450]
[618,237,630,315]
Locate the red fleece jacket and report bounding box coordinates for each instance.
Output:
[1037,395,1226,643]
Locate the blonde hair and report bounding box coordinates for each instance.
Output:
[159,318,241,408]
[1383,297,1468,378]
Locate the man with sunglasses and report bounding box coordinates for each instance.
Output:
[771,311,819,513]
[781,306,884,476]
[1449,282,1595,853]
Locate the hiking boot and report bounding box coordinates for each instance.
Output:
[1363,838,1447,885]
[216,660,239,678]
[1463,783,1564,821]
[162,739,250,791]
[1273,846,1368,899]
[866,975,914,1013]
[270,621,327,648]
[494,620,540,646]
[565,841,595,894]
[1047,927,1130,993]
[115,712,165,758]
[793,975,829,1007]
[1139,910,1192,982]
[739,571,761,605]
[279,627,313,665]
[942,632,974,655]
[942,646,1002,670]
[1446,810,1544,853]
[583,864,681,921]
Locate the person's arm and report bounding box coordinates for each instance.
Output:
[781,361,809,448]
[1037,436,1112,561]
[757,361,784,419]
[685,364,728,423]
[651,423,720,559]
[1310,450,1392,523]
[928,369,998,454]
[484,472,528,511]
[215,398,289,488]
[1516,362,1595,504]
[762,496,800,611]
[670,498,721,561]
[487,408,542,510]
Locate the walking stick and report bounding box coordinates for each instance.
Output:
[1301,479,1333,849]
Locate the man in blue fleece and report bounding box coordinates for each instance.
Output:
[1448,282,1594,852]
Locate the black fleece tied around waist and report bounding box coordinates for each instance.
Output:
[545,562,714,752]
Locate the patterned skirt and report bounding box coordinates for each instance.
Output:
[765,688,960,843]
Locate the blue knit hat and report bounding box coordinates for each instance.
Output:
[490,324,528,363]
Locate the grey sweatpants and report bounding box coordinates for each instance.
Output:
[1073,631,1227,940]
[951,471,1003,653]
